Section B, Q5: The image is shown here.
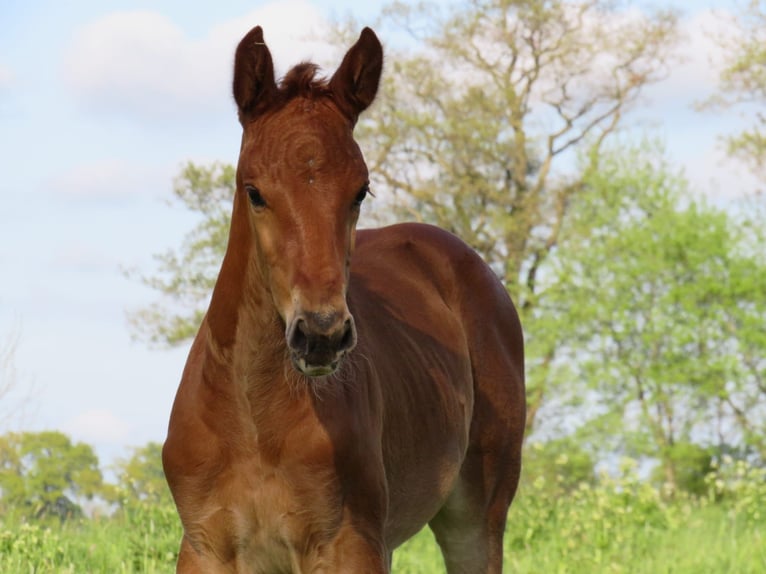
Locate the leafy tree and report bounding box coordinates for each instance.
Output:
[130,2,681,443]
[701,0,766,178]
[126,2,766,485]
[0,431,104,521]
[531,141,766,488]
[356,0,678,298]
[521,436,596,494]
[128,162,234,346]
[109,442,172,506]
[715,194,766,460]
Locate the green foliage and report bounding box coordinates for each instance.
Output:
[652,441,715,496]
[522,438,597,493]
[127,1,681,328]
[121,0,766,524]
[2,456,764,572]
[391,527,443,572]
[0,433,181,573]
[701,0,766,178]
[361,0,679,298]
[0,523,68,572]
[127,161,235,347]
[498,457,765,572]
[706,455,766,524]
[109,442,173,507]
[0,501,181,574]
[0,431,104,522]
[347,0,680,443]
[510,459,677,562]
[117,499,180,572]
[526,140,766,488]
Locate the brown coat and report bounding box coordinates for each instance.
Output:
[162,26,525,574]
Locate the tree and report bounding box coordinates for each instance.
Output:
[109,442,172,506]
[130,2,681,442]
[357,0,678,299]
[0,431,104,521]
[127,5,766,480]
[335,0,678,436]
[701,0,766,178]
[521,435,596,494]
[128,162,235,346]
[0,326,35,431]
[715,194,766,461]
[530,141,766,488]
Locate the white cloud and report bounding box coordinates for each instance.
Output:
[51,159,174,200]
[644,9,737,107]
[51,244,119,274]
[678,141,761,200]
[618,8,763,200]
[0,63,12,88]
[62,1,336,123]
[64,409,131,445]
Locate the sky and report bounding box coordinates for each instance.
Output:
[0,0,761,471]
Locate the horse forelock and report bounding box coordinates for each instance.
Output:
[279,63,330,101]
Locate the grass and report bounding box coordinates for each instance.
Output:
[1,459,764,573]
[0,502,180,574]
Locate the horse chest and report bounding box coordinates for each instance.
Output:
[187,451,342,572]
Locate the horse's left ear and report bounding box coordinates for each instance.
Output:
[329,28,383,123]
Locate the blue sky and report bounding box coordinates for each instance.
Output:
[0,0,759,470]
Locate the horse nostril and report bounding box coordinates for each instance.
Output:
[288,318,309,354]
[338,318,356,353]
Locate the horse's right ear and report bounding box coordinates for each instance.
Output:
[232,26,277,123]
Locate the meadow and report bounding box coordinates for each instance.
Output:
[1,457,763,573]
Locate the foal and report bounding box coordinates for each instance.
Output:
[162,25,525,573]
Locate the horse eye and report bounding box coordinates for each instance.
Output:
[246,185,266,209]
[353,184,369,207]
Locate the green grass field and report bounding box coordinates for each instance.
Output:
[2,461,764,573]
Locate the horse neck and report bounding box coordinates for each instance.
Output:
[205,196,296,394]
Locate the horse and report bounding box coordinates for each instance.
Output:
[162,25,525,574]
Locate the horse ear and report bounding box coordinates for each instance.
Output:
[329,28,383,123]
[232,26,277,123]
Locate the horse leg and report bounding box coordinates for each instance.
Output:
[175,536,221,574]
[429,267,525,573]
[306,521,389,574]
[428,438,521,574]
[429,337,524,572]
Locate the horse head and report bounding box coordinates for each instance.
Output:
[230,26,383,377]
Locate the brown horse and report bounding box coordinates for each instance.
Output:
[162,25,525,574]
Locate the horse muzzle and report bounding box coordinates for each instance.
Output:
[286,310,357,377]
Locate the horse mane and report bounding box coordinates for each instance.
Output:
[279,63,331,100]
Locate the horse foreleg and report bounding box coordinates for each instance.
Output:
[175,535,226,574]
[307,523,389,574]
